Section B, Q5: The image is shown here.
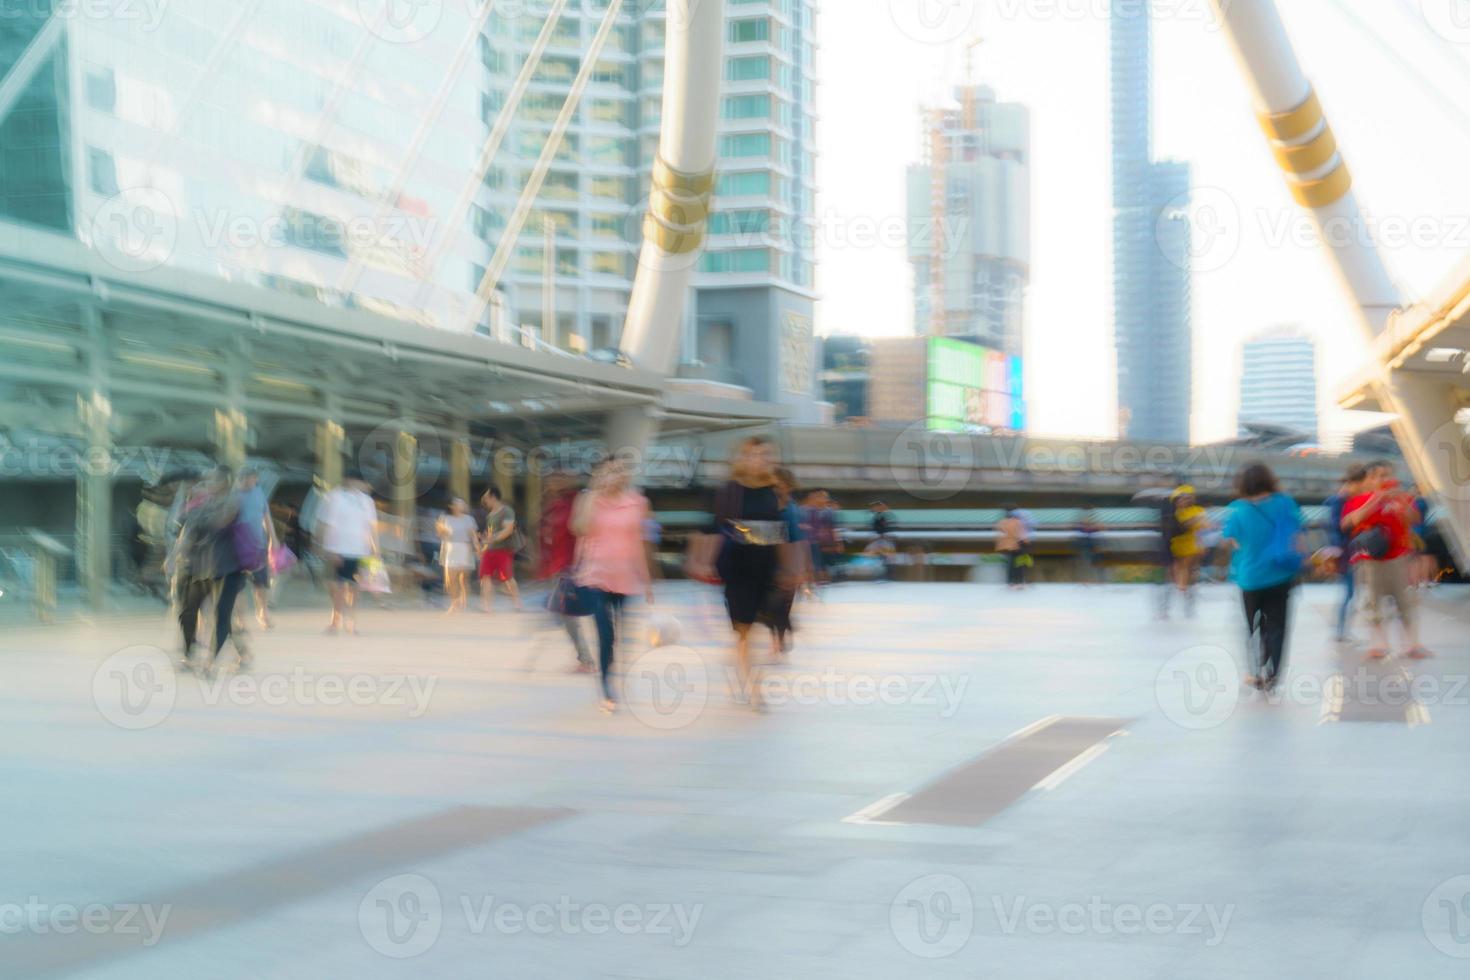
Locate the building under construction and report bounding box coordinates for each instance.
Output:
[905,83,1030,357]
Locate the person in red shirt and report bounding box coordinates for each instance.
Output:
[538,470,593,671]
[1342,461,1431,660]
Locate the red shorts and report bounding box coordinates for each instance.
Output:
[479,549,515,581]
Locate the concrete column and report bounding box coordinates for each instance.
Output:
[449,428,471,504]
[76,312,112,611]
[494,444,517,512]
[524,451,543,565]
[316,393,344,490]
[214,347,249,470]
[392,425,418,526]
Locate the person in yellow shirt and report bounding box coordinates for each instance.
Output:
[1170,486,1207,616]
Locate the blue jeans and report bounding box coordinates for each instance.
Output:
[589,589,627,701]
[1336,566,1356,639]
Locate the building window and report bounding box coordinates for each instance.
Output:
[716,171,772,197]
[719,132,771,158]
[726,56,769,81]
[728,18,769,43]
[87,147,118,196]
[84,67,116,113]
[722,94,770,120]
[698,319,734,365]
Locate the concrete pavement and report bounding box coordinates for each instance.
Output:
[2,582,1469,978]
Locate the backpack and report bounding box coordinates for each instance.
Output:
[1247,498,1302,580]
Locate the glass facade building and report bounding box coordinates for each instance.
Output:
[475,0,820,415]
[3,0,496,333]
[1110,0,1192,444]
[1239,328,1319,439]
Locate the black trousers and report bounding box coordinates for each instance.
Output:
[1004,550,1026,586]
[213,571,247,655]
[179,576,211,650]
[179,571,248,655]
[1242,580,1293,685]
[590,590,626,701]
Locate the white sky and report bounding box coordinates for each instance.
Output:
[815,0,1470,443]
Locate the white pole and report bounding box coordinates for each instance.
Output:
[1209,0,1400,330]
[1210,0,1470,566]
[619,0,725,376]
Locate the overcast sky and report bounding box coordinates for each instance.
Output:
[815,0,1470,443]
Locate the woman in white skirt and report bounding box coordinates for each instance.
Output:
[437,498,479,614]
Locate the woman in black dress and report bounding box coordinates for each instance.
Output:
[711,436,788,711]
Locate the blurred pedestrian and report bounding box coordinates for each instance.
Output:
[1324,464,1367,642]
[1221,463,1305,692]
[764,467,808,656]
[997,506,1029,589]
[572,459,655,713]
[177,466,250,672]
[438,498,478,615]
[1077,506,1102,584]
[538,471,593,672]
[317,473,379,635]
[1342,461,1432,660]
[692,436,792,711]
[235,467,276,629]
[1168,485,1207,618]
[479,487,523,612]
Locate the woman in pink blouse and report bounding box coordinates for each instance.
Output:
[572,459,655,713]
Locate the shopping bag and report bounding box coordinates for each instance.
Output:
[270,545,298,575]
[357,557,392,594]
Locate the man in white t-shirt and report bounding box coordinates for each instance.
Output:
[316,474,379,634]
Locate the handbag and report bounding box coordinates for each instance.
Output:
[546,573,591,617]
[230,519,268,571]
[1353,525,1391,561]
[269,544,298,575]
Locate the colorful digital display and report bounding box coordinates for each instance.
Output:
[925,338,1025,433]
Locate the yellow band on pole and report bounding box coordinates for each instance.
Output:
[652,156,715,197]
[643,213,704,255]
[1258,89,1323,143]
[651,186,710,226]
[1288,162,1353,209]
[1272,125,1338,176]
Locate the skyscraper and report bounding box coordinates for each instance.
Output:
[906,84,1030,356]
[1239,327,1319,438]
[1111,0,1192,444]
[2,2,495,330]
[477,2,821,416]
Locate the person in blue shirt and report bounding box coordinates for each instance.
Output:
[1221,463,1305,692]
[765,467,809,656]
[1324,464,1367,642]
